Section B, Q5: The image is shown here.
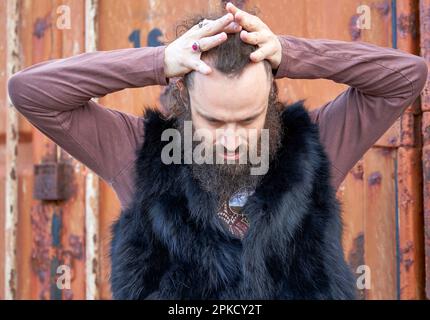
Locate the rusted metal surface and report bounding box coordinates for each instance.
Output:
[27,0,61,299]
[375,119,401,148]
[21,0,86,300]
[347,232,365,299]
[423,142,430,299]
[84,0,100,300]
[340,0,425,300]
[395,0,425,300]
[337,160,366,299]
[420,0,430,300]
[398,147,425,299]
[85,173,99,300]
[59,0,87,300]
[5,0,21,300]
[364,148,397,300]
[30,204,52,299]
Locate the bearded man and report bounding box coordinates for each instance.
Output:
[8,3,428,300]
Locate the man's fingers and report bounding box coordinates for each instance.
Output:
[226,2,263,32]
[195,13,234,37]
[240,30,268,45]
[190,59,212,75]
[250,46,269,62]
[225,2,240,15]
[198,32,228,51]
[235,11,264,32]
[193,20,240,34]
[224,21,242,33]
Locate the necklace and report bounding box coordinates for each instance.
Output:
[216,186,255,238]
[228,186,255,217]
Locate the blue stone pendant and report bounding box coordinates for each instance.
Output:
[228,186,255,215]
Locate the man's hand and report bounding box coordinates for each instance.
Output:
[164,13,242,78]
[226,2,282,69]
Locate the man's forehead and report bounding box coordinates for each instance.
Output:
[193,59,269,86]
[190,61,271,119]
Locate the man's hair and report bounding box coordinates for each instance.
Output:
[160,9,277,118]
[176,12,273,88]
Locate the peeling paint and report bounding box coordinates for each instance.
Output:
[8,269,16,299]
[349,14,361,41]
[51,210,62,248]
[398,13,418,39]
[388,136,398,146]
[33,15,51,39]
[374,1,391,16]
[5,0,21,300]
[348,233,365,299]
[351,162,364,180]
[30,205,51,294]
[50,257,62,300]
[68,234,84,260]
[10,167,16,180]
[400,241,416,272]
[85,0,100,300]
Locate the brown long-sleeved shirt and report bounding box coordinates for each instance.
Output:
[7,35,429,209]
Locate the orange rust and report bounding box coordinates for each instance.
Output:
[398,13,418,38]
[347,232,365,299]
[350,162,364,180]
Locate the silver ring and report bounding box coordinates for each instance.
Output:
[198,19,209,29]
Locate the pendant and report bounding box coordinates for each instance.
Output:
[228,186,255,215]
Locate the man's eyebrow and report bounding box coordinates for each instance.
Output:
[241,111,264,122]
[195,108,223,122]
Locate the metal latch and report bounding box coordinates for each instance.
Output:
[33,162,72,201]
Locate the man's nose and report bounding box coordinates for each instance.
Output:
[220,127,241,152]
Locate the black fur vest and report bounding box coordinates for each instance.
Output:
[110,101,357,300]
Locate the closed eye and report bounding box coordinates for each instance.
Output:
[206,118,223,126]
[240,116,258,125]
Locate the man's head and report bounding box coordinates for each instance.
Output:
[186,32,274,155]
[162,13,283,205]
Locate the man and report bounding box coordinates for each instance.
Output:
[8,3,428,299]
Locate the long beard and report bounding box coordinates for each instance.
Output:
[177,102,283,207]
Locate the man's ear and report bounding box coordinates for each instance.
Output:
[176,78,185,92]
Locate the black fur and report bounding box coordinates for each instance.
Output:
[109,101,357,299]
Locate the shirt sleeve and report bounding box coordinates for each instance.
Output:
[7,45,169,184]
[274,35,428,189]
